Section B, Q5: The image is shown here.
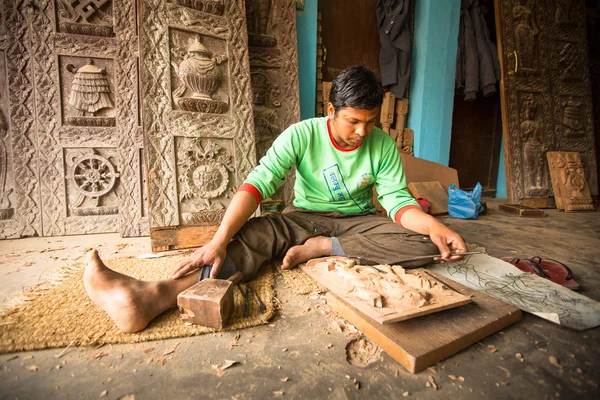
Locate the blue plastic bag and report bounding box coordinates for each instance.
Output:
[448,182,484,219]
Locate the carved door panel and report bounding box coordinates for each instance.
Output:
[141,0,256,251]
[0,0,148,238]
[496,0,598,204]
[246,0,300,206]
[0,2,38,238]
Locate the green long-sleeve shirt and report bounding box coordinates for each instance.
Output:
[244,117,418,221]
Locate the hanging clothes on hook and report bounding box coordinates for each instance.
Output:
[455,0,501,101]
[376,0,412,98]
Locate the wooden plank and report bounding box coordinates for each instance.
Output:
[520,197,556,209]
[498,203,545,218]
[326,272,522,373]
[407,181,449,215]
[400,153,460,191]
[300,259,472,324]
[150,225,218,252]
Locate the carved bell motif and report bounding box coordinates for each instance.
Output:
[178,38,223,101]
[67,63,113,115]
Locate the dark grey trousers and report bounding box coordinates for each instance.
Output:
[227,206,438,281]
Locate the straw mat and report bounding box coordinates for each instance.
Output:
[0,254,275,354]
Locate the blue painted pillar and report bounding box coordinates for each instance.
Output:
[408,0,461,165]
[496,138,508,198]
[296,0,318,120]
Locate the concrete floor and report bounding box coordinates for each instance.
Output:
[0,198,599,399]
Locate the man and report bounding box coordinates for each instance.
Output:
[85,65,467,333]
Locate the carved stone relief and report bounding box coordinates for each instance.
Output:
[142,0,256,241]
[246,0,300,205]
[56,0,114,37]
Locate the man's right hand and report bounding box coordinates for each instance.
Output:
[170,240,227,280]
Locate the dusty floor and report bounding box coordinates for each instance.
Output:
[0,198,599,399]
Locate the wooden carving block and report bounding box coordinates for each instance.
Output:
[301,257,471,325]
[407,181,448,215]
[177,274,240,329]
[380,92,396,133]
[389,128,399,142]
[401,128,414,155]
[546,152,594,212]
[400,153,460,191]
[394,113,406,132]
[322,81,332,112]
[395,98,409,115]
[498,203,545,218]
[547,152,565,210]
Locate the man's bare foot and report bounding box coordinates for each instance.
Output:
[83,250,179,333]
[282,236,332,270]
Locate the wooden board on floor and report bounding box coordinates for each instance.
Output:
[325,272,522,373]
[498,203,545,218]
[300,259,472,324]
[407,181,449,215]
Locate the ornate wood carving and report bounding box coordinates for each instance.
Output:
[141,0,255,246]
[0,1,42,238]
[56,0,115,37]
[246,0,300,205]
[547,151,594,211]
[0,0,146,238]
[497,0,597,203]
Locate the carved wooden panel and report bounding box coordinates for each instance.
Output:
[246,0,300,204]
[0,1,42,238]
[496,0,598,203]
[141,0,256,250]
[0,0,147,238]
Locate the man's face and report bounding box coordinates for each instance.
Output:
[327,103,379,149]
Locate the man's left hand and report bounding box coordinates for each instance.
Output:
[428,222,468,262]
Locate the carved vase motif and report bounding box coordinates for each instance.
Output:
[178,39,223,101]
[173,38,228,113]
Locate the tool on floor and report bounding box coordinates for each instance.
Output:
[177,271,243,329]
[247,284,267,314]
[386,251,482,265]
[239,283,250,318]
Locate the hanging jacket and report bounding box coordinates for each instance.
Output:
[455,0,500,101]
[376,0,412,98]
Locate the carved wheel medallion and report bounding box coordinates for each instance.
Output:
[191,162,228,199]
[70,155,119,197]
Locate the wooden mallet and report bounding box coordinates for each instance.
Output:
[177,271,243,329]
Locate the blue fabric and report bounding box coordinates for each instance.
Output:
[331,237,346,256]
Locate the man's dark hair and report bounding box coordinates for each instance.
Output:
[329,65,384,113]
